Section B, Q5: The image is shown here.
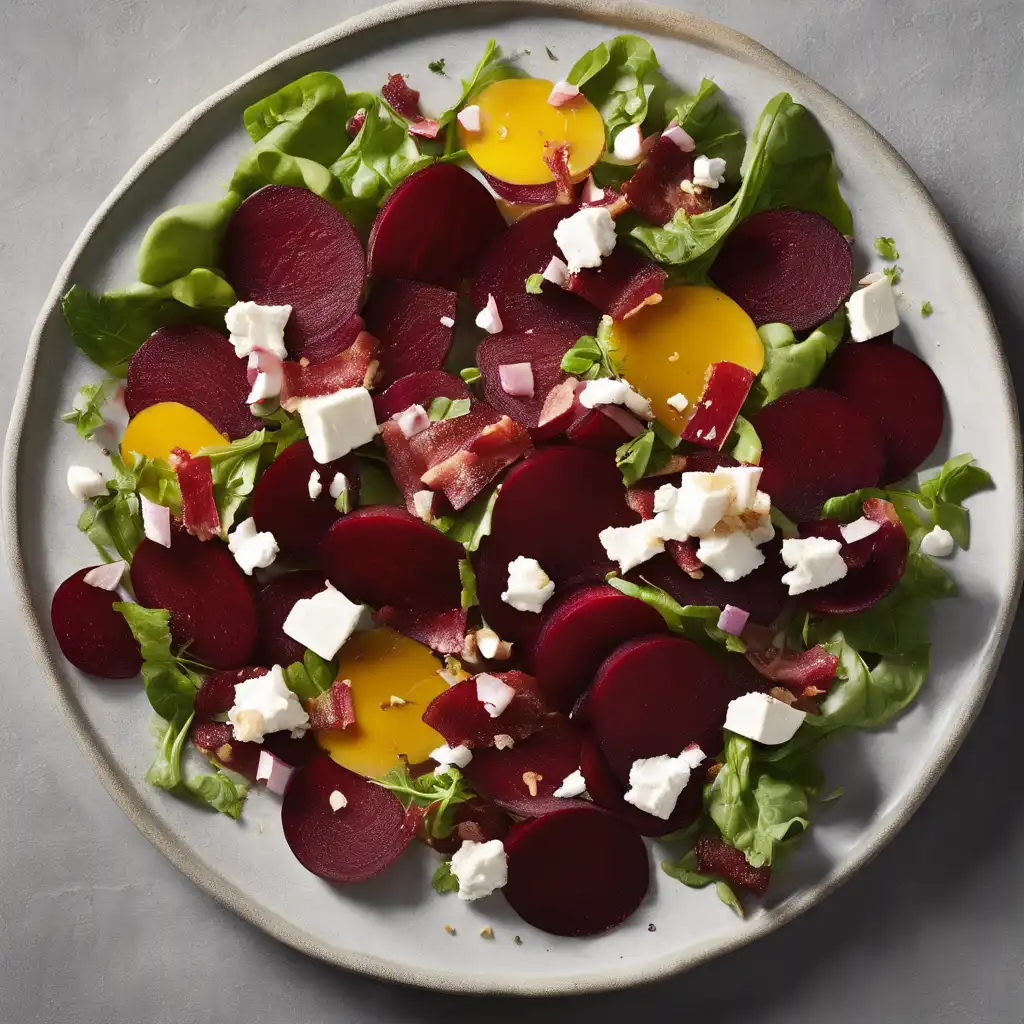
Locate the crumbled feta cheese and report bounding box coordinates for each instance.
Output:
[329,472,348,501]
[724,692,806,745]
[599,520,665,573]
[227,517,279,575]
[450,839,507,901]
[920,524,956,557]
[542,255,569,288]
[552,768,587,799]
[393,403,430,438]
[307,470,322,501]
[493,733,514,750]
[662,123,695,152]
[431,743,473,771]
[282,583,365,660]
[713,466,763,515]
[746,514,776,547]
[612,123,644,163]
[501,556,555,613]
[780,536,848,595]
[299,387,378,463]
[553,206,617,273]
[225,301,291,359]
[439,315,456,328]
[475,627,511,661]
[692,155,727,188]
[653,473,733,539]
[412,489,435,522]
[666,392,689,413]
[696,530,766,582]
[623,746,705,819]
[846,276,900,342]
[475,293,503,334]
[476,673,515,718]
[329,789,348,812]
[66,466,107,500]
[228,665,309,743]
[839,516,881,544]
[577,377,652,420]
[456,104,482,131]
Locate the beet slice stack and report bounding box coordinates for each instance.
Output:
[710,208,853,332]
[476,331,572,430]
[223,185,366,364]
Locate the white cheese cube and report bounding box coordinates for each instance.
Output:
[66,465,107,500]
[431,743,473,770]
[552,769,588,799]
[299,387,378,464]
[227,517,279,575]
[725,692,806,745]
[552,206,617,273]
[713,465,763,515]
[228,665,309,743]
[456,105,482,132]
[450,839,507,901]
[920,524,955,557]
[656,473,733,538]
[329,472,348,500]
[666,392,689,413]
[692,155,727,188]
[282,582,365,660]
[839,516,880,544]
[846,277,900,342]
[439,315,456,328]
[623,746,705,819]
[599,520,665,573]
[501,556,555,613]
[696,530,766,581]
[225,301,291,359]
[476,673,516,718]
[781,536,848,595]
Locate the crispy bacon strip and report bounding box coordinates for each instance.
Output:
[169,448,220,542]
[622,135,715,226]
[279,329,379,411]
[306,678,357,731]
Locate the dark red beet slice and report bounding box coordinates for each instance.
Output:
[564,406,636,452]
[125,324,258,440]
[585,635,735,785]
[130,532,258,669]
[481,171,579,206]
[463,719,586,818]
[535,378,578,440]
[251,439,359,562]
[710,208,853,332]
[477,331,571,429]
[278,328,375,410]
[223,185,366,364]
[368,164,506,289]
[755,388,885,521]
[503,805,649,936]
[50,568,142,679]
[372,370,469,422]
[622,136,713,226]
[745,644,838,697]
[474,446,639,644]
[696,834,771,896]
[373,605,467,656]
[425,796,511,854]
[820,342,944,483]
[361,279,457,387]
[530,584,667,712]
[422,671,555,748]
[565,246,667,320]
[472,205,599,338]
[580,734,701,837]
[680,362,756,451]
[170,449,220,541]
[281,755,412,883]
[255,571,326,666]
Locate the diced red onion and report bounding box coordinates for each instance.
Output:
[256,749,295,795]
[82,561,127,591]
[475,293,503,334]
[457,105,482,131]
[598,404,646,437]
[662,123,696,152]
[542,256,568,289]
[498,362,535,399]
[717,604,750,636]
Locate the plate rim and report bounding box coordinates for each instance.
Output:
[4,0,1022,996]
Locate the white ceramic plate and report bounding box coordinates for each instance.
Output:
[5,0,1022,996]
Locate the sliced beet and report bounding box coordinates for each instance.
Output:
[530,584,667,713]
[755,388,885,521]
[503,805,650,936]
[744,644,838,696]
[421,671,555,748]
[193,665,266,720]
[565,245,667,320]
[471,205,599,338]
[373,605,467,656]
[710,208,853,332]
[820,342,944,483]
[251,439,359,562]
[585,634,735,785]
[580,734,701,837]
[696,834,771,896]
[425,796,511,854]
[223,185,366,364]
[368,164,506,289]
[680,362,756,451]
[564,406,636,452]
[535,378,578,440]
[477,331,571,429]
[372,370,469,422]
[463,719,586,819]
[130,531,258,669]
[381,73,424,120]
[50,568,142,679]
[255,571,327,667]
[474,446,639,644]
[621,136,713,226]
[481,171,578,206]
[281,755,412,883]
[361,278,457,387]
[125,324,258,440]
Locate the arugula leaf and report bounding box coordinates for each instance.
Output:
[747,310,845,412]
[61,273,235,377]
[374,764,475,838]
[427,396,472,421]
[459,367,482,385]
[873,236,900,261]
[525,273,544,295]
[921,300,933,317]
[258,406,307,456]
[432,858,460,894]
[727,414,761,464]
[615,421,678,486]
[447,485,501,552]
[666,78,745,179]
[62,378,119,440]
[283,649,337,702]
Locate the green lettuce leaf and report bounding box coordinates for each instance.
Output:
[374,764,475,839]
[661,847,743,916]
[431,858,460,895]
[446,485,501,553]
[258,406,307,457]
[197,429,269,538]
[356,458,404,506]
[283,649,337,702]
[459,558,478,609]
[62,378,119,440]
[873,236,899,261]
[727,413,761,464]
[560,328,617,379]
[459,367,482,385]
[427,396,471,421]
[614,422,678,486]
[666,78,745,179]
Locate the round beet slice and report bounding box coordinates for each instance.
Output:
[224,185,366,364]
[755,388,885,521]
[251,439,359,562]
[474,446,639,644]
[530,584,667,712]
[820,342,944,483]
[471,205,599,339]
[50,568,142,679]
[125,324,258,440]
[130,532,258,669]
[477,331,572,429]
[372,370,469,422]
[367,164,506,290]
[585,635,735,785]
[580,734,701,837]
[710,208,853,331]
[503,805,650,936]
[282,755,412,883]
[464,719,586,818]
[481,171,576,206]
[255,571,326,666]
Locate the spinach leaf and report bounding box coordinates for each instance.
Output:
[62,378,119,440]
[438,39,519,153]
[614,422,678,486]
[666,78,745,178]
[560,327,617,380]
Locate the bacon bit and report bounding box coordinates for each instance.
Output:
[169,448,221,541]
[493,733,515,750]
[542,142,574,204]
[622,135,715,226]
[409,118,441,140]
[769,686,797,706]
[279,328,378,411]
[522,771,543,796]
[479,925,495,939]
[746,644,839,695]
[680,362,755,452]
[444,924,457,936]
[307,678,357,730]
[382,73,423,120]
[346,109,366,137]
[706,762,722,780]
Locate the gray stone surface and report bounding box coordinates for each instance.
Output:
[1,0,1021,1020]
